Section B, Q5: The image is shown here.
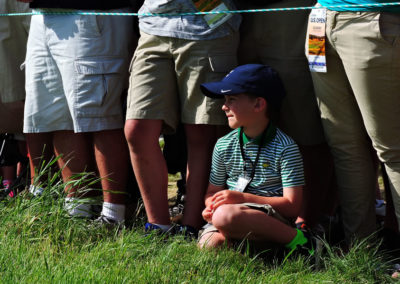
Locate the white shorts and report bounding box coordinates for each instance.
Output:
[24,9,135,133]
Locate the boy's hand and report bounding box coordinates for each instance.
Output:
[202,207,213,223]
[210,190,245,210]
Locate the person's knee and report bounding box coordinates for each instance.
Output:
[124,120,159,151]
[212,204,242,231]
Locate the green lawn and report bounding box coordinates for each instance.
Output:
[0,187,397,283]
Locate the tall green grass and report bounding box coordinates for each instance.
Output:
[0,168,397,283]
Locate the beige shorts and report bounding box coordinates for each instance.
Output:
[198,203,292,240]
[126,31,239,134]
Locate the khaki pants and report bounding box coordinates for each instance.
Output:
[310,11,400,236]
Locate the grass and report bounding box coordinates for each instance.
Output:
[0,167,398,283]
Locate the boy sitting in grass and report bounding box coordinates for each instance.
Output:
[198,64,315,254]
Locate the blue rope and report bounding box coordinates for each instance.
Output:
[1,2,400,17]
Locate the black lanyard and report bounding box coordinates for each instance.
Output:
[238,127,267,192]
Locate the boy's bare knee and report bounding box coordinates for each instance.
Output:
[212,204,242,230]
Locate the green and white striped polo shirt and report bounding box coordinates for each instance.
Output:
[209,125,304,197]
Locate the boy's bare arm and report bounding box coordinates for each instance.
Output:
[210,186,303,219]
[202,183,224,223]
[204,183,225,207]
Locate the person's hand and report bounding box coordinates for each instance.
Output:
[210,190,245,210]
[202,207,213,223]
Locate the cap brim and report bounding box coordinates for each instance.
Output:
[200,82,247,98]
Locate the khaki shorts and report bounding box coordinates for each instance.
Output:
[126,31,239,134]
[238,0,325,146]
[198,203,293,240]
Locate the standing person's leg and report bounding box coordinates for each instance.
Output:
[176,34,239,230]
[125,33,178,228]
[337,12,400,233]
[53,11,134,222]
[94,129,129,205]
[310,10,377,240]
[52,131,94,196]
[125,119,170,225]
[24,13,73,194]
[93,129,129,223]
[25,133,53,191]
[182,124,218,229]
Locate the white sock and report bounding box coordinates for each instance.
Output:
[153,223,172,232]
[65,197,92,218]
[101,202,125,222]
[29,185,44,196]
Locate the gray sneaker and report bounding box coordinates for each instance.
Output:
[92,215,125,230]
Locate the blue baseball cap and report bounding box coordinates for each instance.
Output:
[200,64,285,110]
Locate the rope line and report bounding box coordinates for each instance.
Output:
[1,2,400,17]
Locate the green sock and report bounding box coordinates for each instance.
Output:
[285,229,308,250]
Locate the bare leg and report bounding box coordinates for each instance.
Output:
[1,166,15,182]
[25,133,54,186]
[212,204,296,243]
[93,129,128,204]
[198,231,227,249]
[16,140,27,177]
[182,124,219,229]
[125,119,170,225]
[296,143,335,228]
[52,131,95,197]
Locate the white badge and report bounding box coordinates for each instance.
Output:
[192,0,232,29]
[308,8,327,73]
[235,173,251,192]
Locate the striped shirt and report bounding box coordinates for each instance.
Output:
[209,125,305,197]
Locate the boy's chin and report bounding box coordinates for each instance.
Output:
[228,122,240,129]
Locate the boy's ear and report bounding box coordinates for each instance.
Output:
[254,97,267,113]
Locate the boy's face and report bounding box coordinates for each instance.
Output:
[222,94,258,129]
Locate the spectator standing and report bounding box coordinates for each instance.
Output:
[125,0,241,234]
[308,0,400,240]
[18,0,135,225]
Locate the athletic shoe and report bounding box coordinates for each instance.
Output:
[174,224,198,240]
[375,199,386,216]
[92,215,125,230]
[144,222,173,235]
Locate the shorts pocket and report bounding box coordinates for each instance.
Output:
[205,54,237,114]
[74,58,125,117]
[76,15,102,38]
[208,54,237,73]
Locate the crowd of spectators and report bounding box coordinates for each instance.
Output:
[0,0,399,261]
